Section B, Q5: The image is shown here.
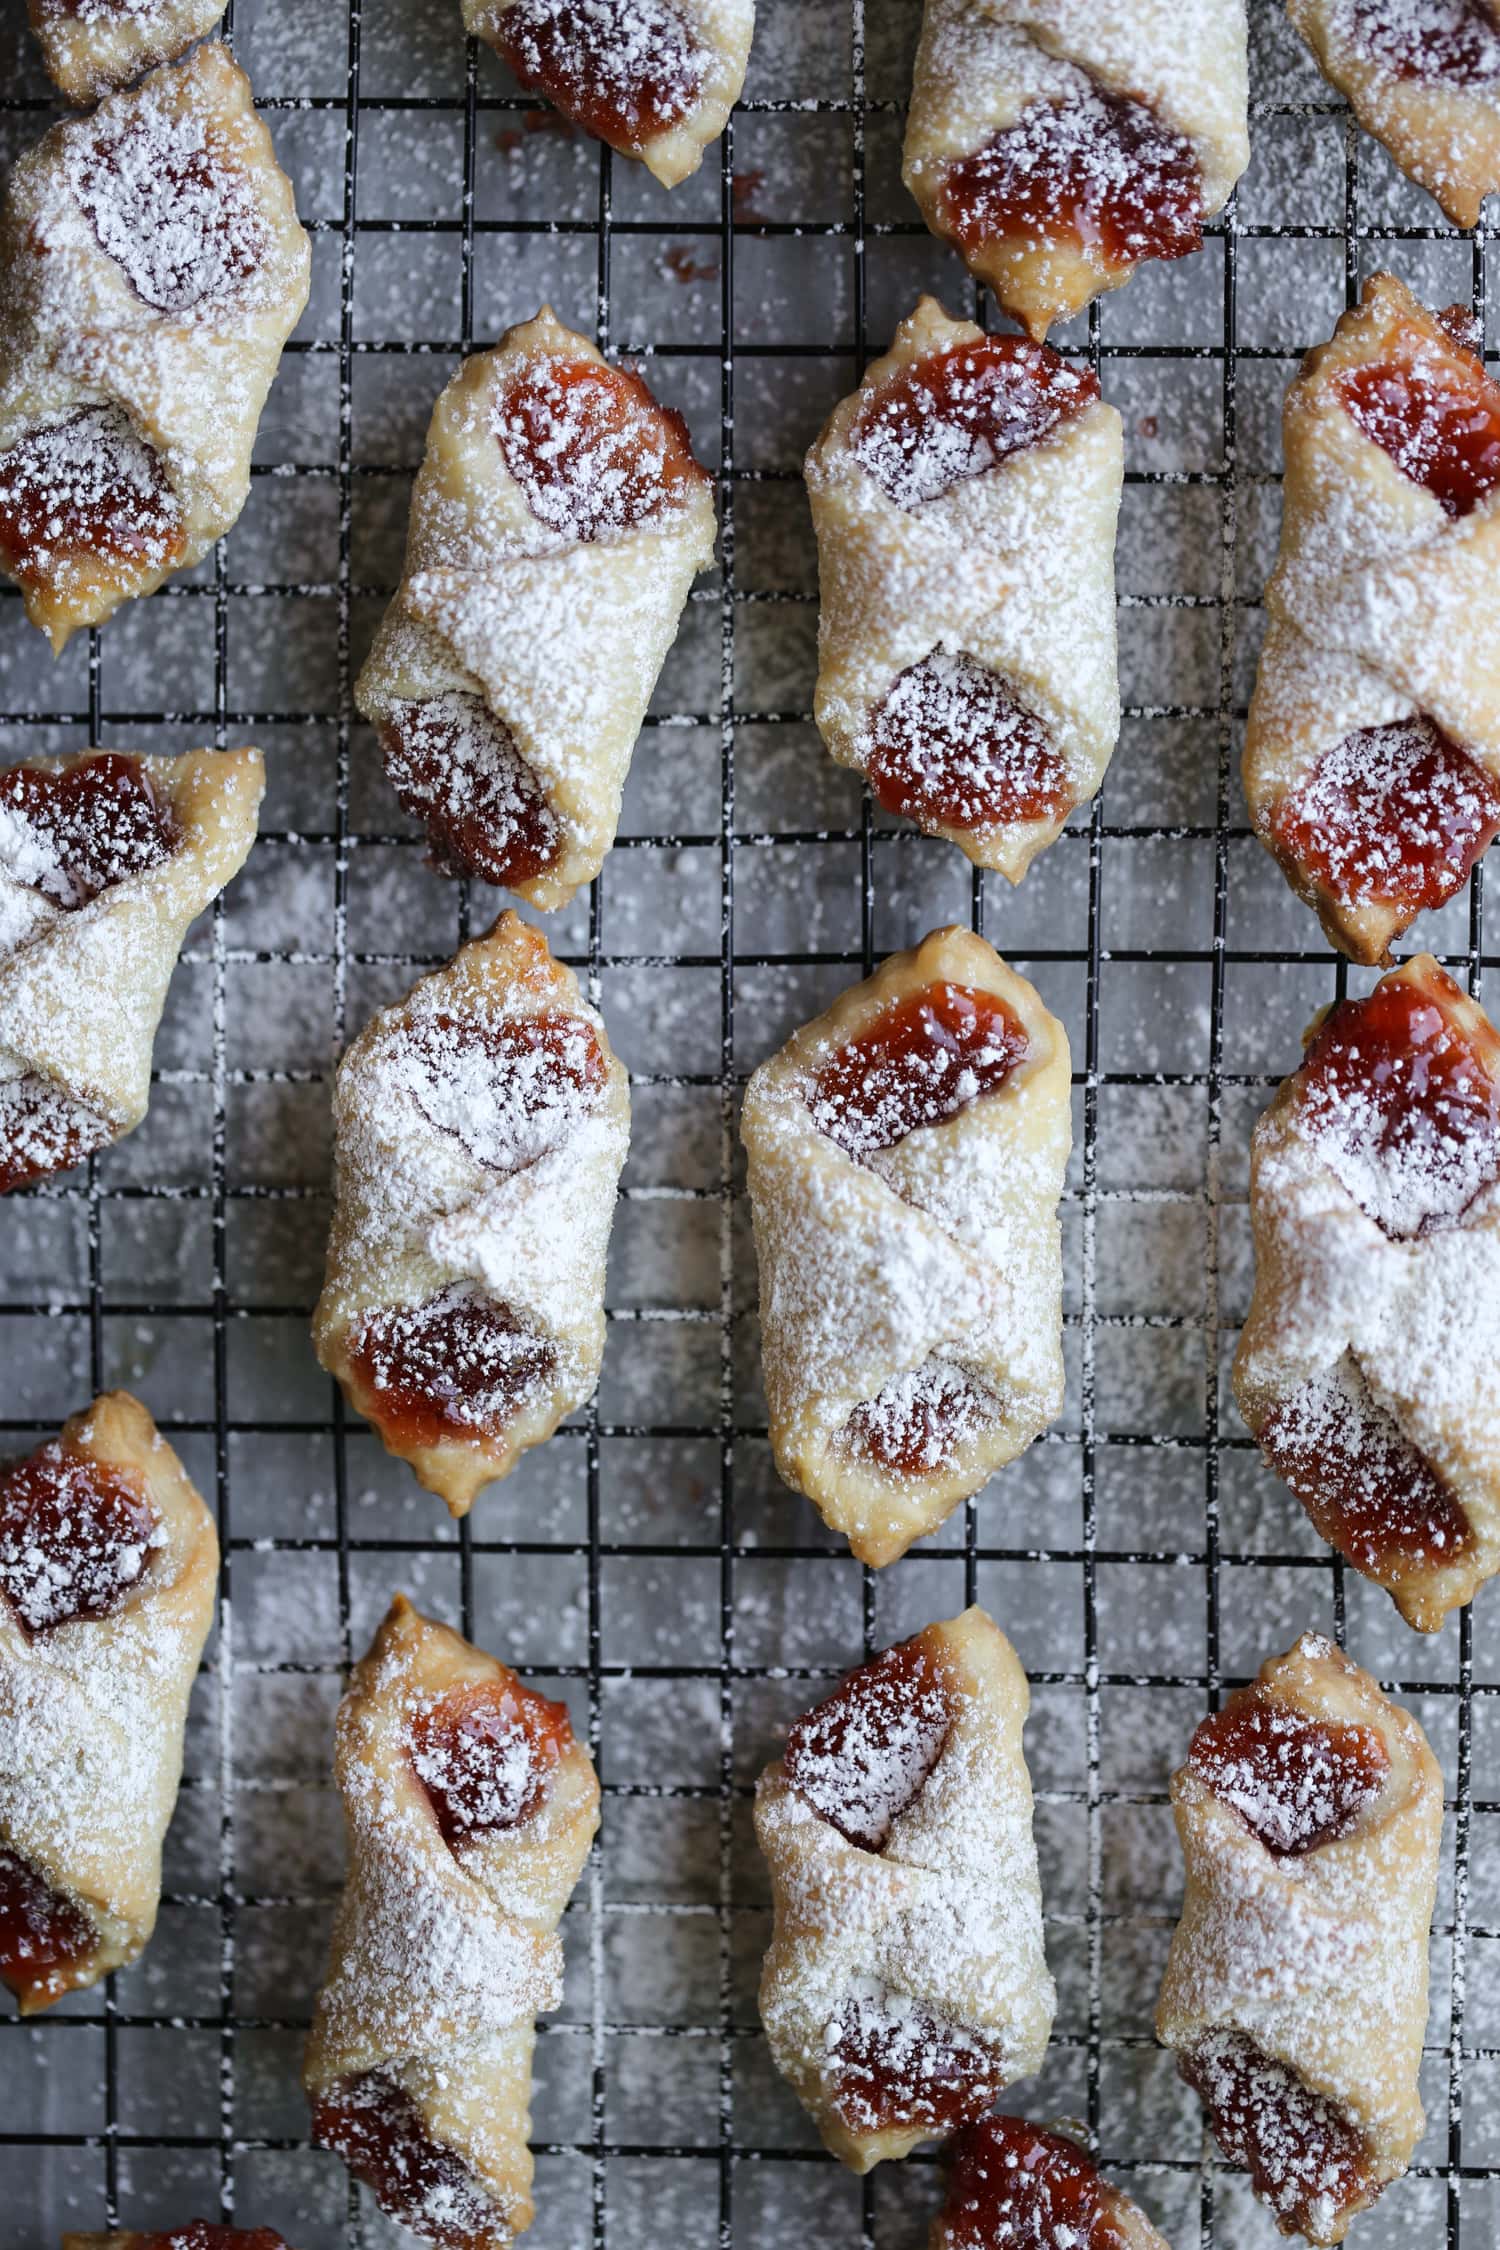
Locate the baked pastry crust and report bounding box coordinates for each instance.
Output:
[0,745,264,1192]
[64,2233,292,2250]
[1245,271,1500,963]
[0,44,310,651]
[26,0,228,107]
[1233,953,1500,1632]
[1157,1633,1442,2244]
[313,910,631,1516]
[305,1593,600,2247]
[930,2115,1170,2248]
[741,924,1070,1567]
[1288,0,1500,226]
[755,1607,1055,2172]
[463,0,755,187]
[902,0,1249,338]
[355,305,716,909]
[0,1391,219,2013]
[806,295,1121,881]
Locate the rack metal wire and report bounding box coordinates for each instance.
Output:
[1,0,1498,2243]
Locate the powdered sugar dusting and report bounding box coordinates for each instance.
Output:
[0,409,182,591]
[494,0,709,145]
[783,1636,955,1853]
[70,90,269,316]
[0,1441,165,1637]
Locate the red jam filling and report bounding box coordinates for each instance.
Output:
[784,1631,956,1853]
[1268,715,1500,920]
[312,2071,502,2250]
[852,336,1100,511]
[0,1440,161,1635]
[494,0,706,153]
[809,981,1030,1161]
[1188,1687,1389,1856]
[1260,1356,1474,1591]
[0,1074,112,1195]
[0,753,180,910]
[1296,967,1500,1238]
[1340,316,1500,517]
[130,2230,294,2250]
[0,1846,96,2012]
[863,652,1073,836]
[1180,2031,1378,2238]
[74,112,266,315]
[0,406,183,592]
[378,693,561,891]
[1344,0,1500,84]
[829,1989,1004,2138]
[497,358,706,541]
[937,2115,1132,2250]
[935,87,1204,273]
[400,1007,605,1177]
[349,1287,557,1453]
[839,1357,997,1479]
[409,1673,572,1851]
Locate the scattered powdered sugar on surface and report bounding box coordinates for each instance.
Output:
[0,1442,165,1636]
[0,407,182,583]
[1183,2028,1374,2238]
[396,1009,601,1179]
[496,0,710,136]
[380,692,560,884]
[838,1356,1000,1477]
[1332,0,1500,84]
[851,350,1096,513]
[1272,717,1500,912]
[0,1069,112,1188]
[784,1642,954,1854]
[68,87,269,317]
[493,362,701,543]
[1299,1046,1500,1239]
[855,649,1067,832]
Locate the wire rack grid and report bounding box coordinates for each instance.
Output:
[2,0,1500,2244]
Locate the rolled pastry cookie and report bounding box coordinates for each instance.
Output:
[26,0,228,106]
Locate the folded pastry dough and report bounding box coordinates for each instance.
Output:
[1289,0,1500,225]
[355,305,716,909]
[306,1593,600,2247]
[313,910,630,1516]
[932,2114,1170,2248]
[0,745,264,1193]
[903,0,1250,338]
[0,1391,218,2014]
[1157,1633,1442,2244]
[806,295,1121,881]
[1234,953,1500,1633]
[26,0,228,106]
[0,44,310,651]
[1246,271,1500,963]
[463,0,755,186]
[755,1607,1054,2171]
[64,2233,292,2250]
[742,924,1070,1566]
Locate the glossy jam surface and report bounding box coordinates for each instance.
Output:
[784,1632,956,1852]
[497,358,705,540]
[936,88,1204,271]
[312,2071,502,2250]
[1188,1688,1389,1856]
[1297,969,1500,1238]
[494,0,706,153]
[0,406,183,591]
[0,1073,112,1195]
[852,336,1099,510]
[379,694,561,890]
[74,109,266,315]
[1181,2031,1377,2238]
[863,651,1073,836]
[349,1287,557,1453]
[1340,318,1500,516]
[1344,0,1500,84]
[1268,715,1500,920]
[809,980,1030,1161]
[938,2115,1130,2250]
[409,1673,572,1850]
[829,1989,1004,2137]
[0,753,180,910]
[0,1440,161,1635]
[0,1846,96,2011]
[840,1357,997,1479]
[1261,1356,1474,1590]
[399,1007,606,1178]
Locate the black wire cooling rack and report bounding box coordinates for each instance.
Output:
[2,1,1499,2244]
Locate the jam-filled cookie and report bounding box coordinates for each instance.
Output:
[305,1594,600,2247]
[26,0,228,106]
[0,1392,218,2013]
[755,1608,1055,2170]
